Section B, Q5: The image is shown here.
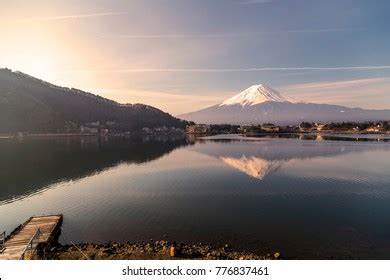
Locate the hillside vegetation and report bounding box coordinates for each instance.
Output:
[0,68,186,133]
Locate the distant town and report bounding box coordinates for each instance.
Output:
[3,120,390,139]
[186,121,390,135]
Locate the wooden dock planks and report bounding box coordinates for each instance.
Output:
[0,214,63,260]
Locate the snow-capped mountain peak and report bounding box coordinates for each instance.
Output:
[179,82,390,124]
[219,83,293,107]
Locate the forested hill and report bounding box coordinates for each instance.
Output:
[0,68,186,133]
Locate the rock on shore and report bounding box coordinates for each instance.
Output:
[48,240,282,260]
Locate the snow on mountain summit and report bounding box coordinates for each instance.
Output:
[219,83,294,107]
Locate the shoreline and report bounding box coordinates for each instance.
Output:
[48,241,282,260]
[0,130,388,139]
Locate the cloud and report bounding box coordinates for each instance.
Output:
[281,77,390,109]
[237,0,273,4]
[119,34,241,38]
[69,66,390,73]
[119,29,361,39]
[14,12,126,23]
[283,28,365,33]
[284,78,387,91]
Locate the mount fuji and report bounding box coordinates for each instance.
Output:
[179,83,390,125]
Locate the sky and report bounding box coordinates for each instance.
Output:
[1,0,390,115]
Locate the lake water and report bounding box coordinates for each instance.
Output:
[1,134,390,259]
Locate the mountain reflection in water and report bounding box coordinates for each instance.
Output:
[221,156,284,180]
[196,136,389,181]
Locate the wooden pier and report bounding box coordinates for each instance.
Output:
[0,214,63,260]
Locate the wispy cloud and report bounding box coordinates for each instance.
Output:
[74,66,390,73]
[119,28,361,39]
[284,28,365,33]
[237,0,273,4]
[285,78,387,91]
[15,12,126,23]
[281,77,390,109]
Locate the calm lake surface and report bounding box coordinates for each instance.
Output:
[1,134,390,259]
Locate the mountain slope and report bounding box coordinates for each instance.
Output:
[179,83,390,124]
[0,68,186,133]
